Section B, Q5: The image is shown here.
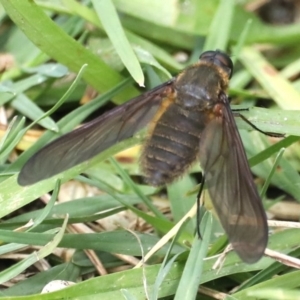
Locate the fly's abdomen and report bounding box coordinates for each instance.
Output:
[140,103,204,186]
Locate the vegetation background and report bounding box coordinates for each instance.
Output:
[0,0,300,299]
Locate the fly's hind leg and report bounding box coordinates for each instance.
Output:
[196,173,206,239]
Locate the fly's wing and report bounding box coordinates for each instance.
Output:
[18,81,173,186]
[199,98,268,263]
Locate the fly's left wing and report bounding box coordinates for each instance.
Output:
[18,81,174,186]
[199,95,268,263]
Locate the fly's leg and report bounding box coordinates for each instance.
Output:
[232,111,284,138]
[196,173,205,239]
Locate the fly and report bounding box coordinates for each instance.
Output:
[18,50,281,263]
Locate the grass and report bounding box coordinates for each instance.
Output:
[0,0,300,299]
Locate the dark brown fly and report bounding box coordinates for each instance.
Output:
[18,50,268,263]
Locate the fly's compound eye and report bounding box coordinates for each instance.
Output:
[199,50,233,79]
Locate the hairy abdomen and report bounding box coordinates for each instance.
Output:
[141,103,205,186]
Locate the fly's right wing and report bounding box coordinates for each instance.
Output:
[199,99,268,263]
[18,81,174,186]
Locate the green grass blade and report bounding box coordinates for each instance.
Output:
[92,0,144,86]
[174,213,212,300]
[204,0,235,51]
[0,0,138,101]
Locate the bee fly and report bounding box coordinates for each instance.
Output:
[18,50,279,263]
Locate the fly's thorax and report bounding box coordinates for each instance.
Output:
[174,61,230,109]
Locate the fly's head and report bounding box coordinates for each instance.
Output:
[199,50,233,80]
